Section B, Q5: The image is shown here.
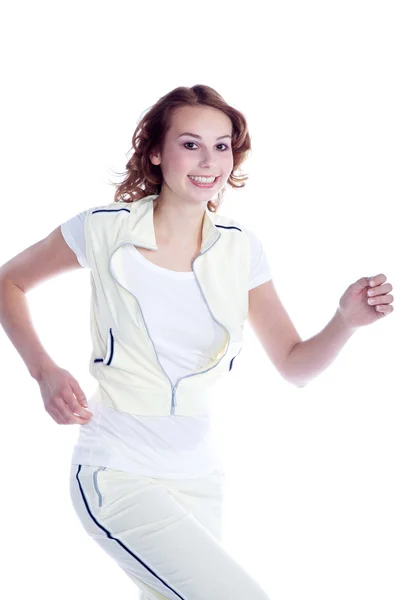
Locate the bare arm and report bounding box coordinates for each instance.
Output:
[0,225,82,380]
[248,279,356,388]
[0,278,59,379]
[284,310,356,387]
[248,279,302,386]
[0,225,92,425]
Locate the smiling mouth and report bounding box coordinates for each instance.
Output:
[187,175,220,188]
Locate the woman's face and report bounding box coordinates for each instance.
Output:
[150,105,234,204]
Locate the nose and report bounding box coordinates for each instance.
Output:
[198,150,217,169]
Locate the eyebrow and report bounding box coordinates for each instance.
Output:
[177,132,232,140]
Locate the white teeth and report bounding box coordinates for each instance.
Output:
[189,175,216,183]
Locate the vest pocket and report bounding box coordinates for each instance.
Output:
[93,466,107,508]
[93,328,114,366]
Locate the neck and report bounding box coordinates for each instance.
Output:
[153,192,208,248]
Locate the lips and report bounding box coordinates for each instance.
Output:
[188,175,220,188]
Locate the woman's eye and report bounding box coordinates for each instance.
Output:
[183,142,229,151]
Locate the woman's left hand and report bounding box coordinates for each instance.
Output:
[338,273,394,329]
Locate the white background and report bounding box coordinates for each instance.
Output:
[0,1,398,599]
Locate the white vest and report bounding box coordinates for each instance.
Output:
[86,194,251,416]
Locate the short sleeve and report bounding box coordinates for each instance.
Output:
[242,226,273,290]
[60,209,90,268]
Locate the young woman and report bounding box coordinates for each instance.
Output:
[0,84,394,600]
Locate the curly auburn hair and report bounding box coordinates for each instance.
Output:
[109,84,252,213]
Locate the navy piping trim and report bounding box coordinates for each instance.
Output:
[215,224,242,232]
[92,208,130,214]
[89,220,240,367]
[93,329,114,365]
[229,356,236,371]
[75,465,187,600]
[229,348,242,371]
[105,328,114,365]
[91,211,242,233]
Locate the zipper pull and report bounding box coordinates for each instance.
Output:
[172,387,176,407]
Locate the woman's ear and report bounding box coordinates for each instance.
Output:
[150,150,161,166]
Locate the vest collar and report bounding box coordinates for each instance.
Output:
[124,194,220,254]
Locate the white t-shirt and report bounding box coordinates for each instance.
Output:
[62,207,272,478]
